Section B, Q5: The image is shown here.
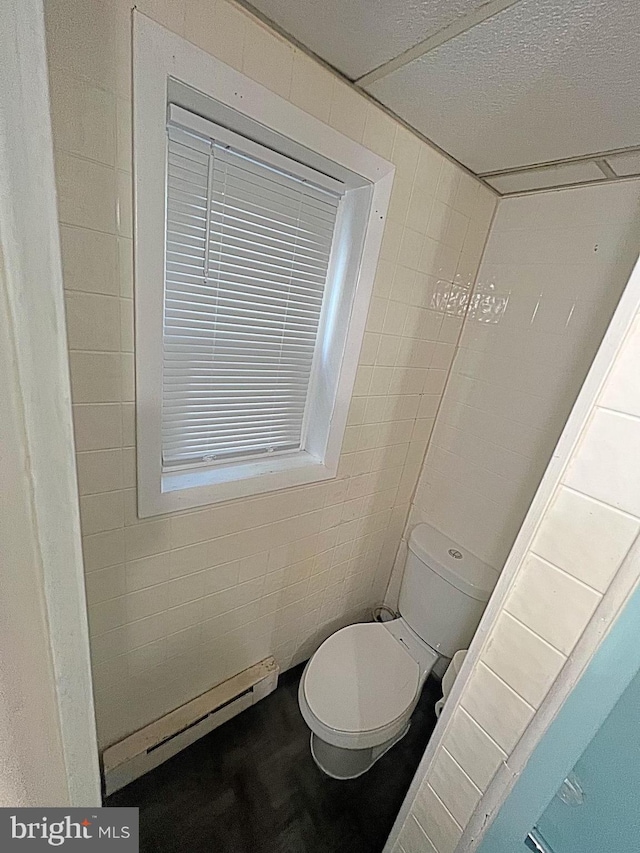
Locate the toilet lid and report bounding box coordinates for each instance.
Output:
[303,623,420,733]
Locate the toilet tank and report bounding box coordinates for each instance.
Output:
[399,524,498,659]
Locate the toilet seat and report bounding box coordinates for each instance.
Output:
[300,622,421,750]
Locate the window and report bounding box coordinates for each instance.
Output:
[134,13,394,516]
[164,108,342,471]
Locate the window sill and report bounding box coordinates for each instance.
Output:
[138,451,336,517]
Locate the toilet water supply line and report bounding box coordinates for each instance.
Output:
[372,605,399,623]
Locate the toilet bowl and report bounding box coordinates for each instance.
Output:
[298,523,498,779]
[299,618,438,779]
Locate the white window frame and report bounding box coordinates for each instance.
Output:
[133,12,394,517]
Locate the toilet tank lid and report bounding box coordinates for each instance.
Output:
[408,524,498,602]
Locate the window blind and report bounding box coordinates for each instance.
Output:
[162,117,342,469]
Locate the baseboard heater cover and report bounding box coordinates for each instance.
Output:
[102,657,279,795]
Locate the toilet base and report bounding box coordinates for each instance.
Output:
[309,723,410,780]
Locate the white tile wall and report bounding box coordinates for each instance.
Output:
[480,612,565,708]
[442,707,506,791]
[396,816,438,853]
[532,486,640,593]
[43,0,496,747]
[394,273,640,852]
[504,554,601,656]
[459,662,534,754]
[564,407,640,517]
[407,181,640,574]
[428,748,481,828]
[411,783,462,853]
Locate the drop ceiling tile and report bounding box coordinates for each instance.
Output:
[366,0,640,173]
[248,0,500,80]
[607,151,640,177]
[487,160,605,193]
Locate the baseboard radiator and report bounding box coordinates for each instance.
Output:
[102,657,279,795]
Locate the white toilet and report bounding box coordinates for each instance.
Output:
[298,522,498,779]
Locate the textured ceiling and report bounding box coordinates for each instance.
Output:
[246,0,496,79]
[365,0,640,173]
[246,0,640,185]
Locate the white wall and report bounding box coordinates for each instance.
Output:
[388,250,640,853]
[43,0,496,748]
[0,0,100,807]
[0,263,71,807]
[408,181,640,573]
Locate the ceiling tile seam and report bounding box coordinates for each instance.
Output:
[478,144,640,178]
[354,0,523,88]
[230,0,502,195]
[595,159,617,179]
[499,173,640,199]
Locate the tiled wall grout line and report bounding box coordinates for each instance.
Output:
[525,551,608,596]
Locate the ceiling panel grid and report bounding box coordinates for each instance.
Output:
[245,0,640,192]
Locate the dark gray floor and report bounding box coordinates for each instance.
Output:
[107,662,441,853]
